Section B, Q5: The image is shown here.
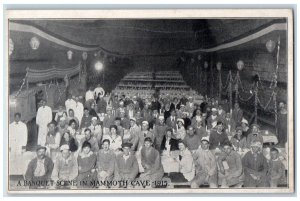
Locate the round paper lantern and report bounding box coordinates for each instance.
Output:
[204,61,209,69]
[29,36,40,50]
[266,40,276,53]
[237,60,244,71]
[216,62,222,71]
[95,61,103,71]
[9,38,14,56]
[67,50,73,60]
[82,52,88,60]
[197,54,202,60]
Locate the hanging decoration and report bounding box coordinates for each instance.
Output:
[82,51,88,60]
[266,39,276,53]
[197,54,202,60]
[228,71,233,113]
[29,36,40,50]
[9,38,14,56]
[204,61,209,69]
[67,50,73,60]
[216,62,222,71]
[217,62,222,100]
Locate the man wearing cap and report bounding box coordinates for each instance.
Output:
[51,145,78,187]
[242,141,268,187]
[138,121,155,150]
[89,117,102,146]
[153,115,168,150]
[114,143,139,185]
[36,99,53,146]
[209,121,230,151]
[140,137,164,187]
[127,117,140,152]
[191,137,218,188]
[206,108,219,129]
[217,142,244,188]
[25,145,54,189]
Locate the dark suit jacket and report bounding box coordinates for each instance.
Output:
[25,156,54,180]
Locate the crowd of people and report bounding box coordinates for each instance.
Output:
[9,83,288,189]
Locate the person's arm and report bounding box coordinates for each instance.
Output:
[130,156,139,179]
[51,159,59,181]
[229,153,243,177]
[69,157,78,180]
[46,158,54,179]
[180,152,194,174]
[24,160,34,180]
[107,153,115,177]
[208,152,217,176]
[242,153,257,175]
[258,155,269,176]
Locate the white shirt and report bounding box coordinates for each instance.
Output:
[74,102,84,125]
[9,121,28,154]
[94,87,105,98]
[85,90,94,101]
[36,106,52,127]
[65,99,76,114]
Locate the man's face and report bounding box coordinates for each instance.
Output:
[84,109,89,115]
[217,124,223,132]
[120,112,125,118]
[234,103,239,109]
[48,123,55,132]
[196,110,201,115]
[159,119,164,124]
[237,129,242,136]
[61,150,70,159]
[69,110,74,116]
[130,120,135,127]
[15,115,20,122]
[178,143,185,151]
[92,119,97,126]
[187,128,194,135]
[270,150,279,160]
[279,102,285,109]
[103,142,110,151]
[142,124,148,131]
[110,127,117,134]
[223,145,232,155]
[115,120,121,126]
[123,147,130,156]
[71,122,76,128]
[201,141,209,150]
[63,133,70,141]
[85,131,91,140]
[252,126,258,133]
[144,141,151,148]
[107,110,112,115]
[37,149,46,159]
[166,131,172,138]
[42,100,46,106]
[59,120,66,127]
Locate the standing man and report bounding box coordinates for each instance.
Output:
[65,94,76,115]
[36,99,53,146]
[9,112,28,160]
[25,145,54,189]
[74,96,84,127]
[94,84,105,99]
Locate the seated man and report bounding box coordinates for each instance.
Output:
[96,139,115,185]
[140,137,164,187]
[80,128,99,153]
[267,147,286,187]
[242,142,268,187]
[114,142,139,187]
[209,121,230,152]
[191,137,218,188]
[183,126,201,153]
[217,142,244,188]
[51,145,78,189]
[25,145,54,189]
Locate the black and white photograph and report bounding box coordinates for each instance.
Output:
[5,9,294,193]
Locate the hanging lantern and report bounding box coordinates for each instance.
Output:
[29,36,40,50]
[197,54,202,60]
[266,39,276,53]
[67,50,73,60]
[82,51,88,60]
[9,38,14,56]
[204,61,209,69]
[237,60,244,71]
[216,62,222,71]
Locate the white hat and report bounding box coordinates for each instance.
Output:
[92,117,98,121]
[177,118,184,125]
[60,144,70,151]
[130,117,136,122]
[211,108,217,112]
[241,118,249,125]
[251,141,262,147]
[158,115,164,120]
[201,136,210,143]
[142,121,149,125]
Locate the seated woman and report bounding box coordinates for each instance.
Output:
[160,128,180,174]
[170,140,195,182]
[77,141,97,188]
[140,137,164,187]
[60,131,78,153]
[174,119,186,140]
[102,125,122,151]
[67,119,78,138]
[230,126,249,157]
[246,124,264,149]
